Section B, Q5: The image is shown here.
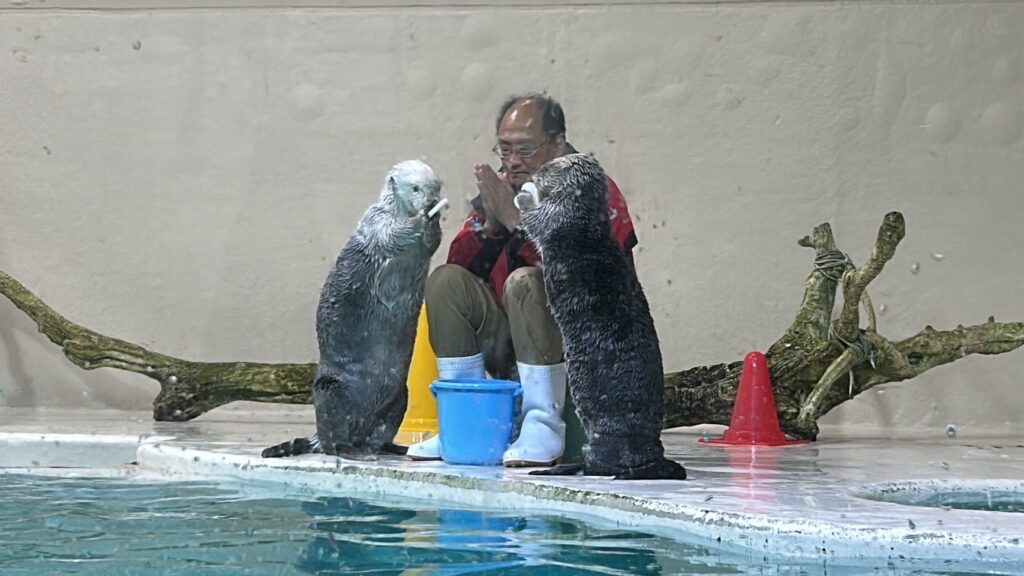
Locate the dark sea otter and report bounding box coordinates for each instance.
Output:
[515,154,686,480]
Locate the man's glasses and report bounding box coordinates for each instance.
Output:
[492,141,547,159]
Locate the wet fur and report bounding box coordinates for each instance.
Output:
[516,154,686,480]
[262,161,442,460]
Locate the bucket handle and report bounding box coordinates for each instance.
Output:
[428,384,524,399]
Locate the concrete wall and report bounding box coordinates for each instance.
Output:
[1,1,1022,437]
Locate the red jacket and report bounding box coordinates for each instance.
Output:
[447,174,638,307]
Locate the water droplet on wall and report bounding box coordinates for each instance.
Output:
[980,102,1023,145]
[716,84,744,111]
[991,55,1020,87]
[923,103,961,144]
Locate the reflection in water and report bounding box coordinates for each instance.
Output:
[724,445,781,509]
[294,496,665,575]
[716,445,822,514]
[5,474,1003,575]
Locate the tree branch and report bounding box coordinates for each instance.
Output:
[857,321,1024,388]
[0,269,313,421]
[2,211,1022,437]
[833,211,905,342]
[795,346,861,435]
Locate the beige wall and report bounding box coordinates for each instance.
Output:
[1,1,1022,436]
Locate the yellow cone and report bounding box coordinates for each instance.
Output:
[394,305,439,446]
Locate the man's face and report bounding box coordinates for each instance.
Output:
[495,102,564,190]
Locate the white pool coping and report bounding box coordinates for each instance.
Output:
[2,407,1023,571]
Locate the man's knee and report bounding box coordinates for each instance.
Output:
[503,266,562,364]
[503,267,545,303]
[426,264,476,306]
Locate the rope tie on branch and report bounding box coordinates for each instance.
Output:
[829,323,877,397]
[813,250,852,282]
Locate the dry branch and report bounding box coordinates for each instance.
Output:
[0,270,313,420]
[2,211,1021,439]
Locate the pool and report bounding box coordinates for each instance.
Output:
[2,472,1020,575]
[0,473,745,575]
[3,424,1024,575]
[858,479,1024,513]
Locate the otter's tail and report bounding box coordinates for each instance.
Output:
[529,464,584,477]
[528,459,688,480]
[261,434,322,458]
[614,458,687,481]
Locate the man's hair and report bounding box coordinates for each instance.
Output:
[495,93,566,141]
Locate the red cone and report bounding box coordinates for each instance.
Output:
[699,351,809,447]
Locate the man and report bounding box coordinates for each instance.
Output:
[407,93,638,466]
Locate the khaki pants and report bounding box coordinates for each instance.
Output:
[424,264,585,462]
[425,264,562,376]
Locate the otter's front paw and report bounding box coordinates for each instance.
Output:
[514,183,540,212]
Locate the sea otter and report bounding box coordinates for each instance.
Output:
[262,160,445,460]
[514,154,686,480]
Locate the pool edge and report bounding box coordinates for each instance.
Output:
[133,439,1024,564]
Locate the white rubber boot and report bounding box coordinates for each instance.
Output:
[406,353,486,461]
[503,362,567,467]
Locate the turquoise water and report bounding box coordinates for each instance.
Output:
[0,473,1014,575]
[863,489,1024,514]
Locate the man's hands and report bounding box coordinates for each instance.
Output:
[474,163,521,235]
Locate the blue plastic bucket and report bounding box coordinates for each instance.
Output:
[430,379,522,466]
